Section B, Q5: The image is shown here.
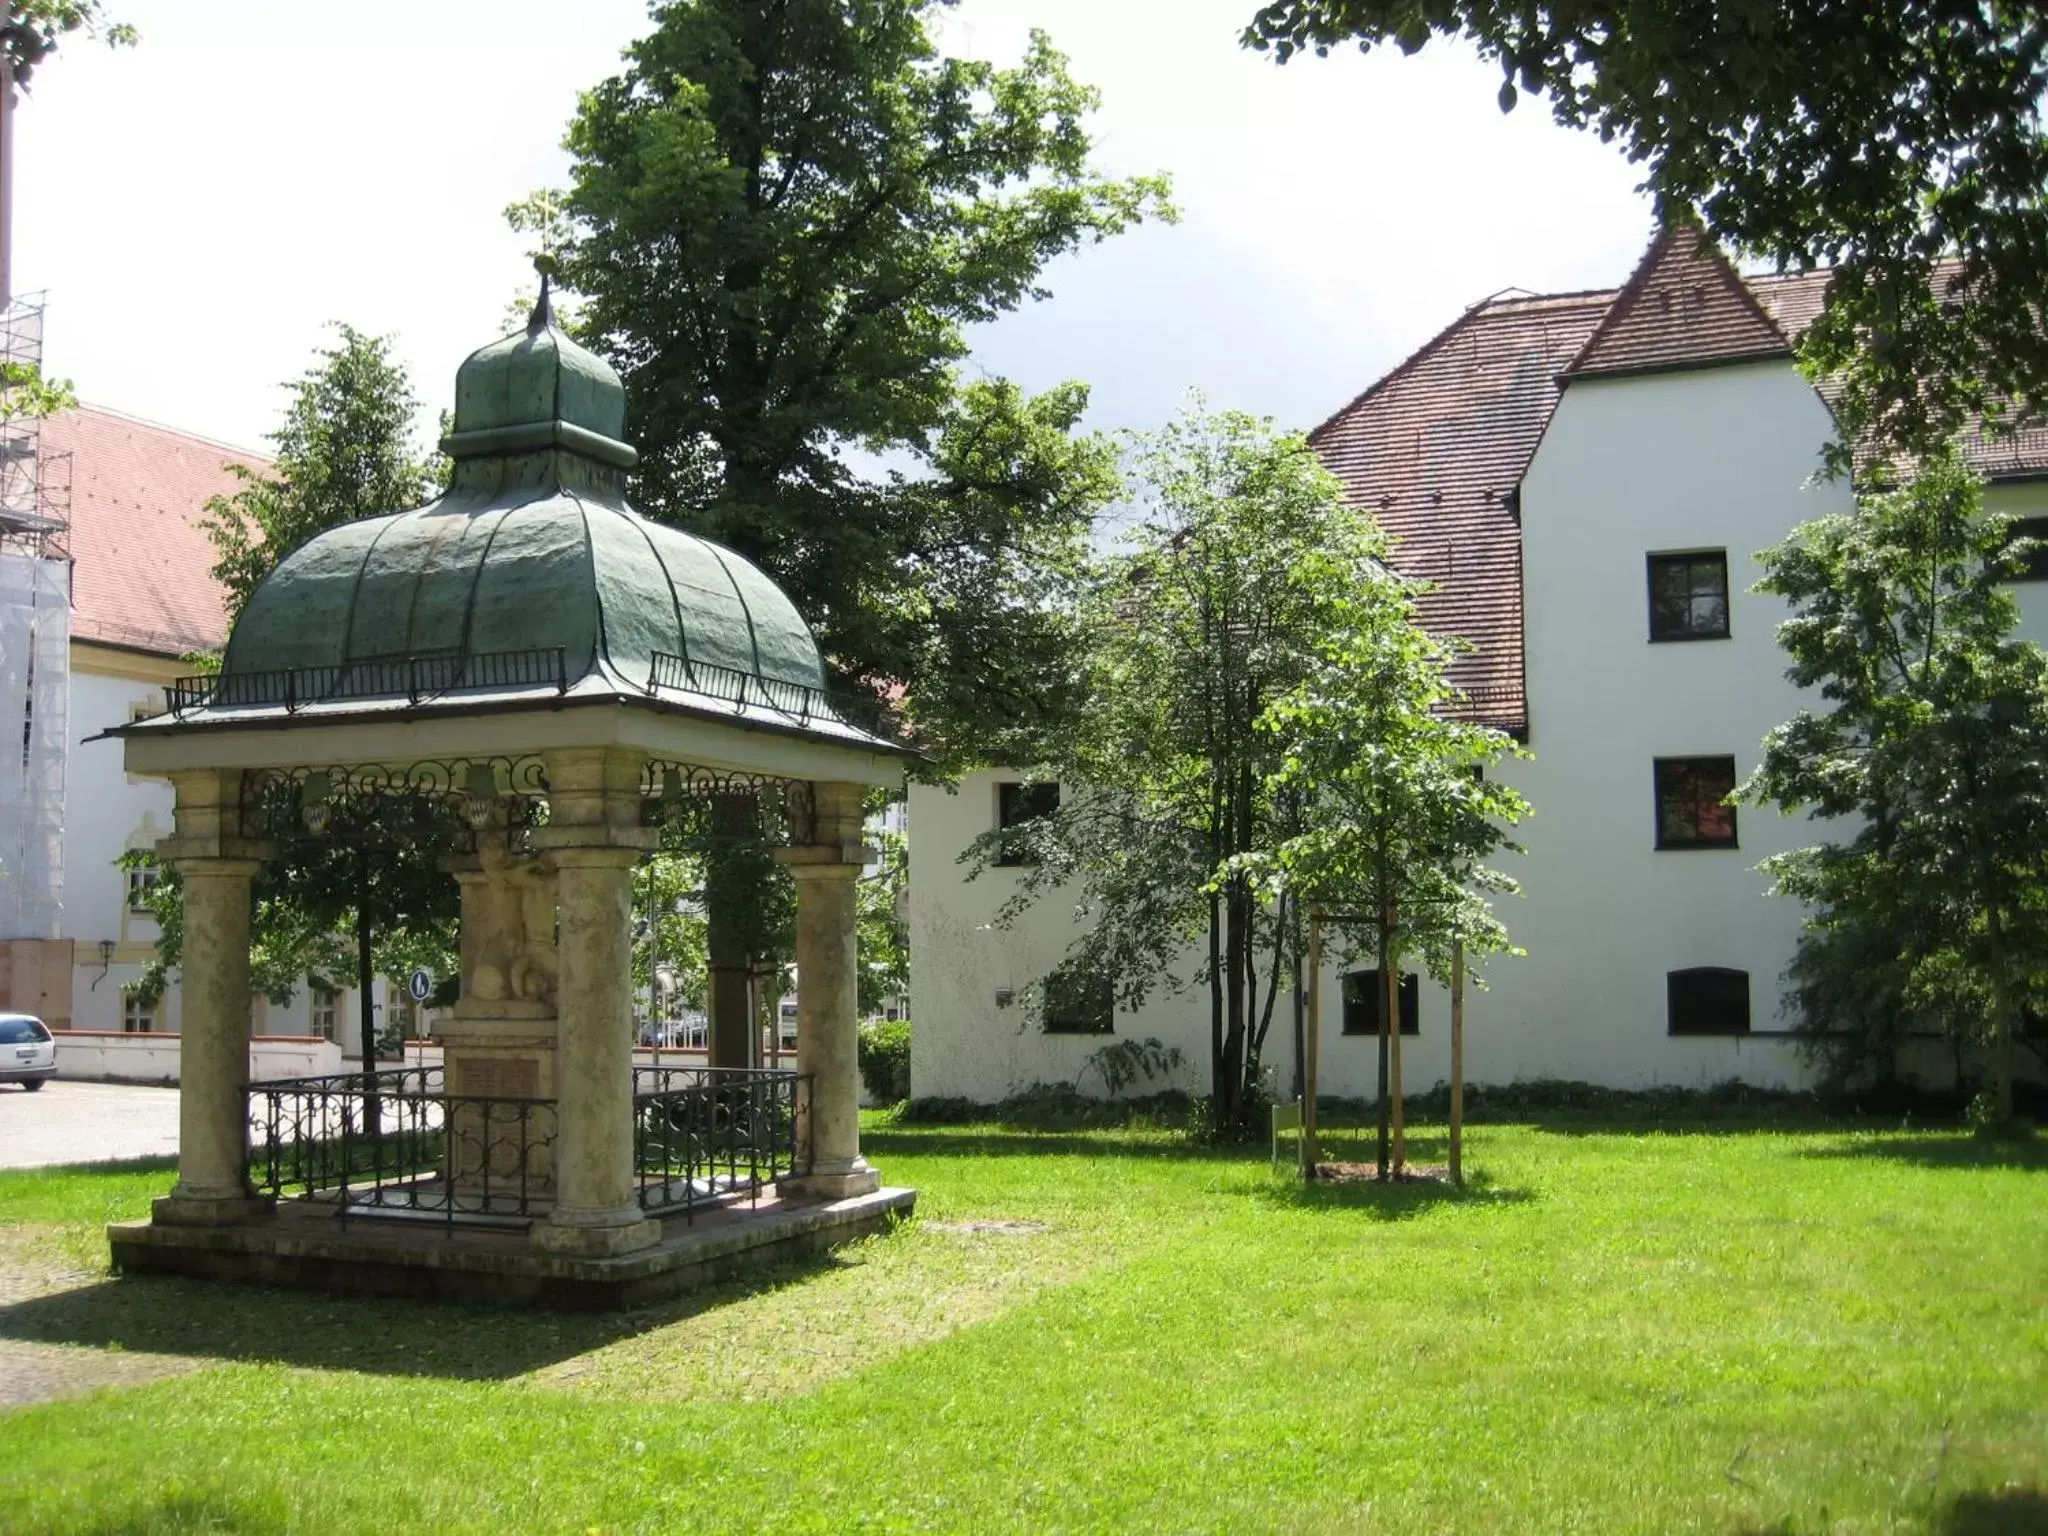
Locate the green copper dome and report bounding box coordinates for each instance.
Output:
[441,283,637,470]
[214,283,838,726]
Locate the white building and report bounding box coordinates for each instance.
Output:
[910,225,2048,1102]
[13,405,394,1066]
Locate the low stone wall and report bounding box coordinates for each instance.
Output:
[51,1032,346,1085]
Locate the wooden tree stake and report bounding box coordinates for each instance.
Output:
[1385,902,1404,1172]
[1303,914,1322,1177]
[1450,937,1465,1187]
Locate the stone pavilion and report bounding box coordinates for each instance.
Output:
[104,282,917,1307]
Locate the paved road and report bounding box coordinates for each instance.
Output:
[0,1079,180,1170]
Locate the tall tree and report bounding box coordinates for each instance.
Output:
[201,325,441,620]
[1251,569,1529,1168]
[529,0,1160,754]
[1740,459,2048,1124]
[134,330,457,1045]
[974,407,1377,1133]
[533,0,1156,1048]
[1243,2,2048,467]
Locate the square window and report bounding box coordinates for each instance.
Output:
[1654,756,1739,849]
[2006,516,2048,581]
[1340,970,1420,1035]
[1668,968,1751,1035]
[994,781,1059,867]
[1648,552,1731,641]
[122,994,154,1034]
[1041,961,1113,1035]
[126,864,160,915]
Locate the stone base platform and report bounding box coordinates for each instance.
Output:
[107,1186,916,1310]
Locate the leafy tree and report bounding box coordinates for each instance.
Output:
[201,325,442,621]
[1250,567,1529,1167]
[634,851,710,1029]
[125,798,460,1025]
[974,407,1379,1134]
[531,0,1158,1046]
[1740,459,2048,1125]
[0,358,73,422]
[1243,2,2048,467]
[2,2,135,86]
[858,819,909,1017]
[528,0,1158,760]
[136,331,456,1050]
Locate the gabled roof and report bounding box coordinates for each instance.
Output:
[1311,231,2048,736]
[1310,289,1613,732]
[1563,221,1791,380]
[39,406,257,659]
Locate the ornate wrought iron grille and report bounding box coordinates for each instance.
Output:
[633,1065,807,1218]
[638,760,816,843]
[239,756,551,844]
[247,1066,558,1228]
[167,647,569,716]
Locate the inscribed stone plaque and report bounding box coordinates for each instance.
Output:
[458,1055,539,1100]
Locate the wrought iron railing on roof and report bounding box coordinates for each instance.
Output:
[166,647,569,716]
[647,650,858,729]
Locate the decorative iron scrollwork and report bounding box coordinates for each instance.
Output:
[638,759,817,845]
[239,756,551,846]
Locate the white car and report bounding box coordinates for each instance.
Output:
[0,1013,56,1090]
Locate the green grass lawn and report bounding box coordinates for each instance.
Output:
[0,1110,2042,1535]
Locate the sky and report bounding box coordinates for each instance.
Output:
[13,0,1655,457]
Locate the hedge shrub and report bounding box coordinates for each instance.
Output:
[857,1018,912,1104]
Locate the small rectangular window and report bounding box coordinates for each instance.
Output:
[995,781,1059,867]
[126,864,160,915]
[122,994,154,1034]
[310,990,337,1041]
[1041,961,1113,1035]
[1341,971,1420,1035]
[1648,552,1731,641]
[2005,516,2048,581]
[1654,756,1739,848]
[1668,968,1751,1035]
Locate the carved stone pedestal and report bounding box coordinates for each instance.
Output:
[442,842,562,1200]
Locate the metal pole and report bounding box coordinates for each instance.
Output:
[1450,937,1465,1187]
[1,64,14,309]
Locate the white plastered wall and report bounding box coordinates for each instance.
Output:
[67,665,178,1032]
[911,773,1415,1104]
[908,367,2048,1103]
[1492,359,1850,1087]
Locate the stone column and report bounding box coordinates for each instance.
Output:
[777,781,880,1199]
[155,770,273,1226]
[530,747,660,1257]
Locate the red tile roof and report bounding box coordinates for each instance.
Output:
[1312,235,2048,734]
[1310,288,1613,732]
[39,406,261,659]
[1564,222,1790,379]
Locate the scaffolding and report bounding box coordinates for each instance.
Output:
[0,291,69,941]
